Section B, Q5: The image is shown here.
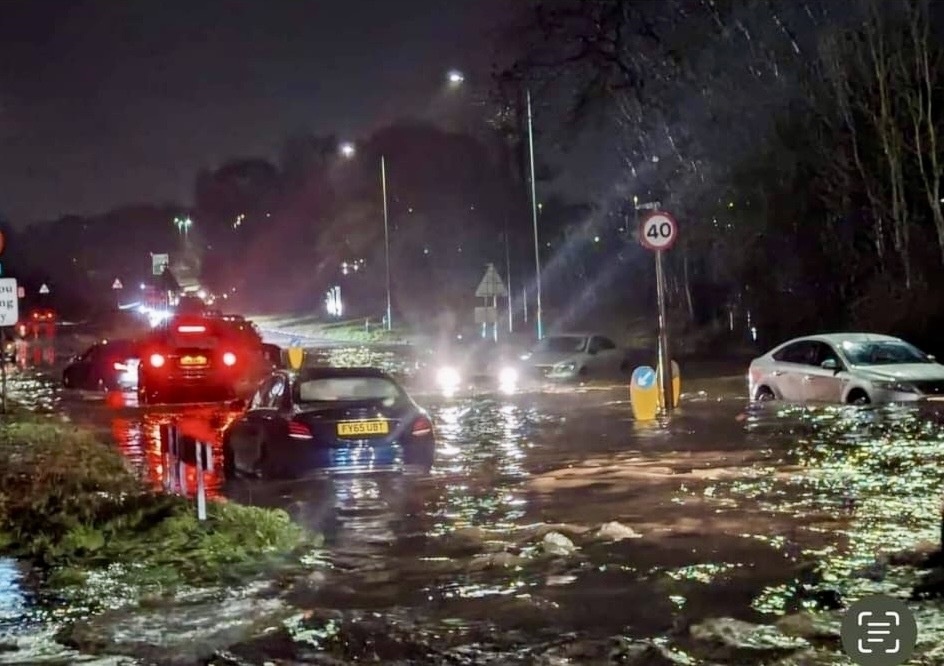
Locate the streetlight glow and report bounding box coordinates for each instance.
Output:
[340,142,356,158]
[447,69,464,86]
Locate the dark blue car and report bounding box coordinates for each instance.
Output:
[222,366,435,478]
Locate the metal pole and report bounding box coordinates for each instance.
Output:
[655,251,674,413]
[526,89,543,340]
[504,226,513,333]
[1,328,6,414]
[381,156,392,331]
[523,288,528,323]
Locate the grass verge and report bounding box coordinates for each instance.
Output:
[0,417,316,596]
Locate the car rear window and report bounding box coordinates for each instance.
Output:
[297,377,401,403]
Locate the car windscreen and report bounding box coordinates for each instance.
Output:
[296,377,403,405]
[840,340,931,365]
[536,336,586,353]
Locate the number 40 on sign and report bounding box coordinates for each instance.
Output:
[639,212,678,252]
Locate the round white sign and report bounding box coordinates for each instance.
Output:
[639,213,678,251]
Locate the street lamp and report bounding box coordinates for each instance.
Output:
[447,69,465,86]
[339,142,393,331]
[526,89,543,340]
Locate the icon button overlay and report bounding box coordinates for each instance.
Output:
[840,594,917,666]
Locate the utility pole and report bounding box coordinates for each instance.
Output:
[504,224,513,333]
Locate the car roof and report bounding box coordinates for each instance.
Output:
[294,366,395,381]
[778,332,902,347]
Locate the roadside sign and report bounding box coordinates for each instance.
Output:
[287,347,304,370]
[639,212,678,252]
[151,253,170,276]
[38,283,50,295]
[112,278,123,290]
[629,365,660,421]
[657,360,681,408]
[475,263,508,298]
[0,278,18,326]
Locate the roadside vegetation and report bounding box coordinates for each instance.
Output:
[0,415,316,598]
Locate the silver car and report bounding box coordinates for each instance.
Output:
[748,333,944,405]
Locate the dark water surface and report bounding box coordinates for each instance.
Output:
[3,344,944,662]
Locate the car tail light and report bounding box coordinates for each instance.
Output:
[411,415,433,437]
[149,353,165,368]
[288,420,313,439]
[222,351,237,366]
[177,325,206,333]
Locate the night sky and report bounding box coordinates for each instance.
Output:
[0,0,511,225]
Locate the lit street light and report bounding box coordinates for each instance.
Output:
[447,69,465,86]
[174,216,193,239]
[339,142,393,331]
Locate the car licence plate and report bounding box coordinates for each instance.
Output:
[337,420,389,437]
[180,355,207,366]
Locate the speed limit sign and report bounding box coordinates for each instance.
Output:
[639,212,678,251]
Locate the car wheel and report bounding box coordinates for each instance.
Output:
[755,386,776,402]
[578,366,589,378]
[223,440,237,478]
[848,390,871,406]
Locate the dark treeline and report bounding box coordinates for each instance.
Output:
[500,0,944,352]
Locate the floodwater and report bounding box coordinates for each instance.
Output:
[4,341,944,662]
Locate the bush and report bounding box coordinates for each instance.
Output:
[0,419,315,590]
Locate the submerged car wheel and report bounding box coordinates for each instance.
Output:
[848,390,871,406]
[755,386,776,402]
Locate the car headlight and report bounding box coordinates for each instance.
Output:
[436,366,461,390]
[498,366,518,386]
[874,380,918,393]
[519,353,531,361]
[554,361,577,374]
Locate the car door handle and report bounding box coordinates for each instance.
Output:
[772,371,784,377]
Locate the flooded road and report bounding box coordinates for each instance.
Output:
[6,341,944,662]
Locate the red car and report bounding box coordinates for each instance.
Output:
[137,315,280,404]
[16,308,57,338]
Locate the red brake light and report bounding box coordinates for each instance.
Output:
[222,351,237,366]
[288,420,313,439]
[178,325,206,333]
[149,353,165,368]
[411,416,433,437]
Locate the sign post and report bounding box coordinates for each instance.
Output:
[0,278,18,415]
[639,211,679,415]
[112,278,123,308]
[629,365,660,421]
[475,263,508,343]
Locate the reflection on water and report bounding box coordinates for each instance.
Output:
[34,357,944,662]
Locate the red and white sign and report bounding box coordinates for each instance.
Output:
[639,212,679,252]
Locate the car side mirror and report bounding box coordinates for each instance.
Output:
[588,348,598,356]
[821,359,839,372]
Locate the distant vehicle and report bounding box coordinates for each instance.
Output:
[137,316,276,404]
[63,339,140,391]
[16,307,57,338]
[222,366,435,478]
[426,339,525,394]
[1,338,15,363]
[519,333,634,380]
[749,333,944,405]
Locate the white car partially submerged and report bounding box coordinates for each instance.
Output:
[749,333,944,404]
[520,333,632,380]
